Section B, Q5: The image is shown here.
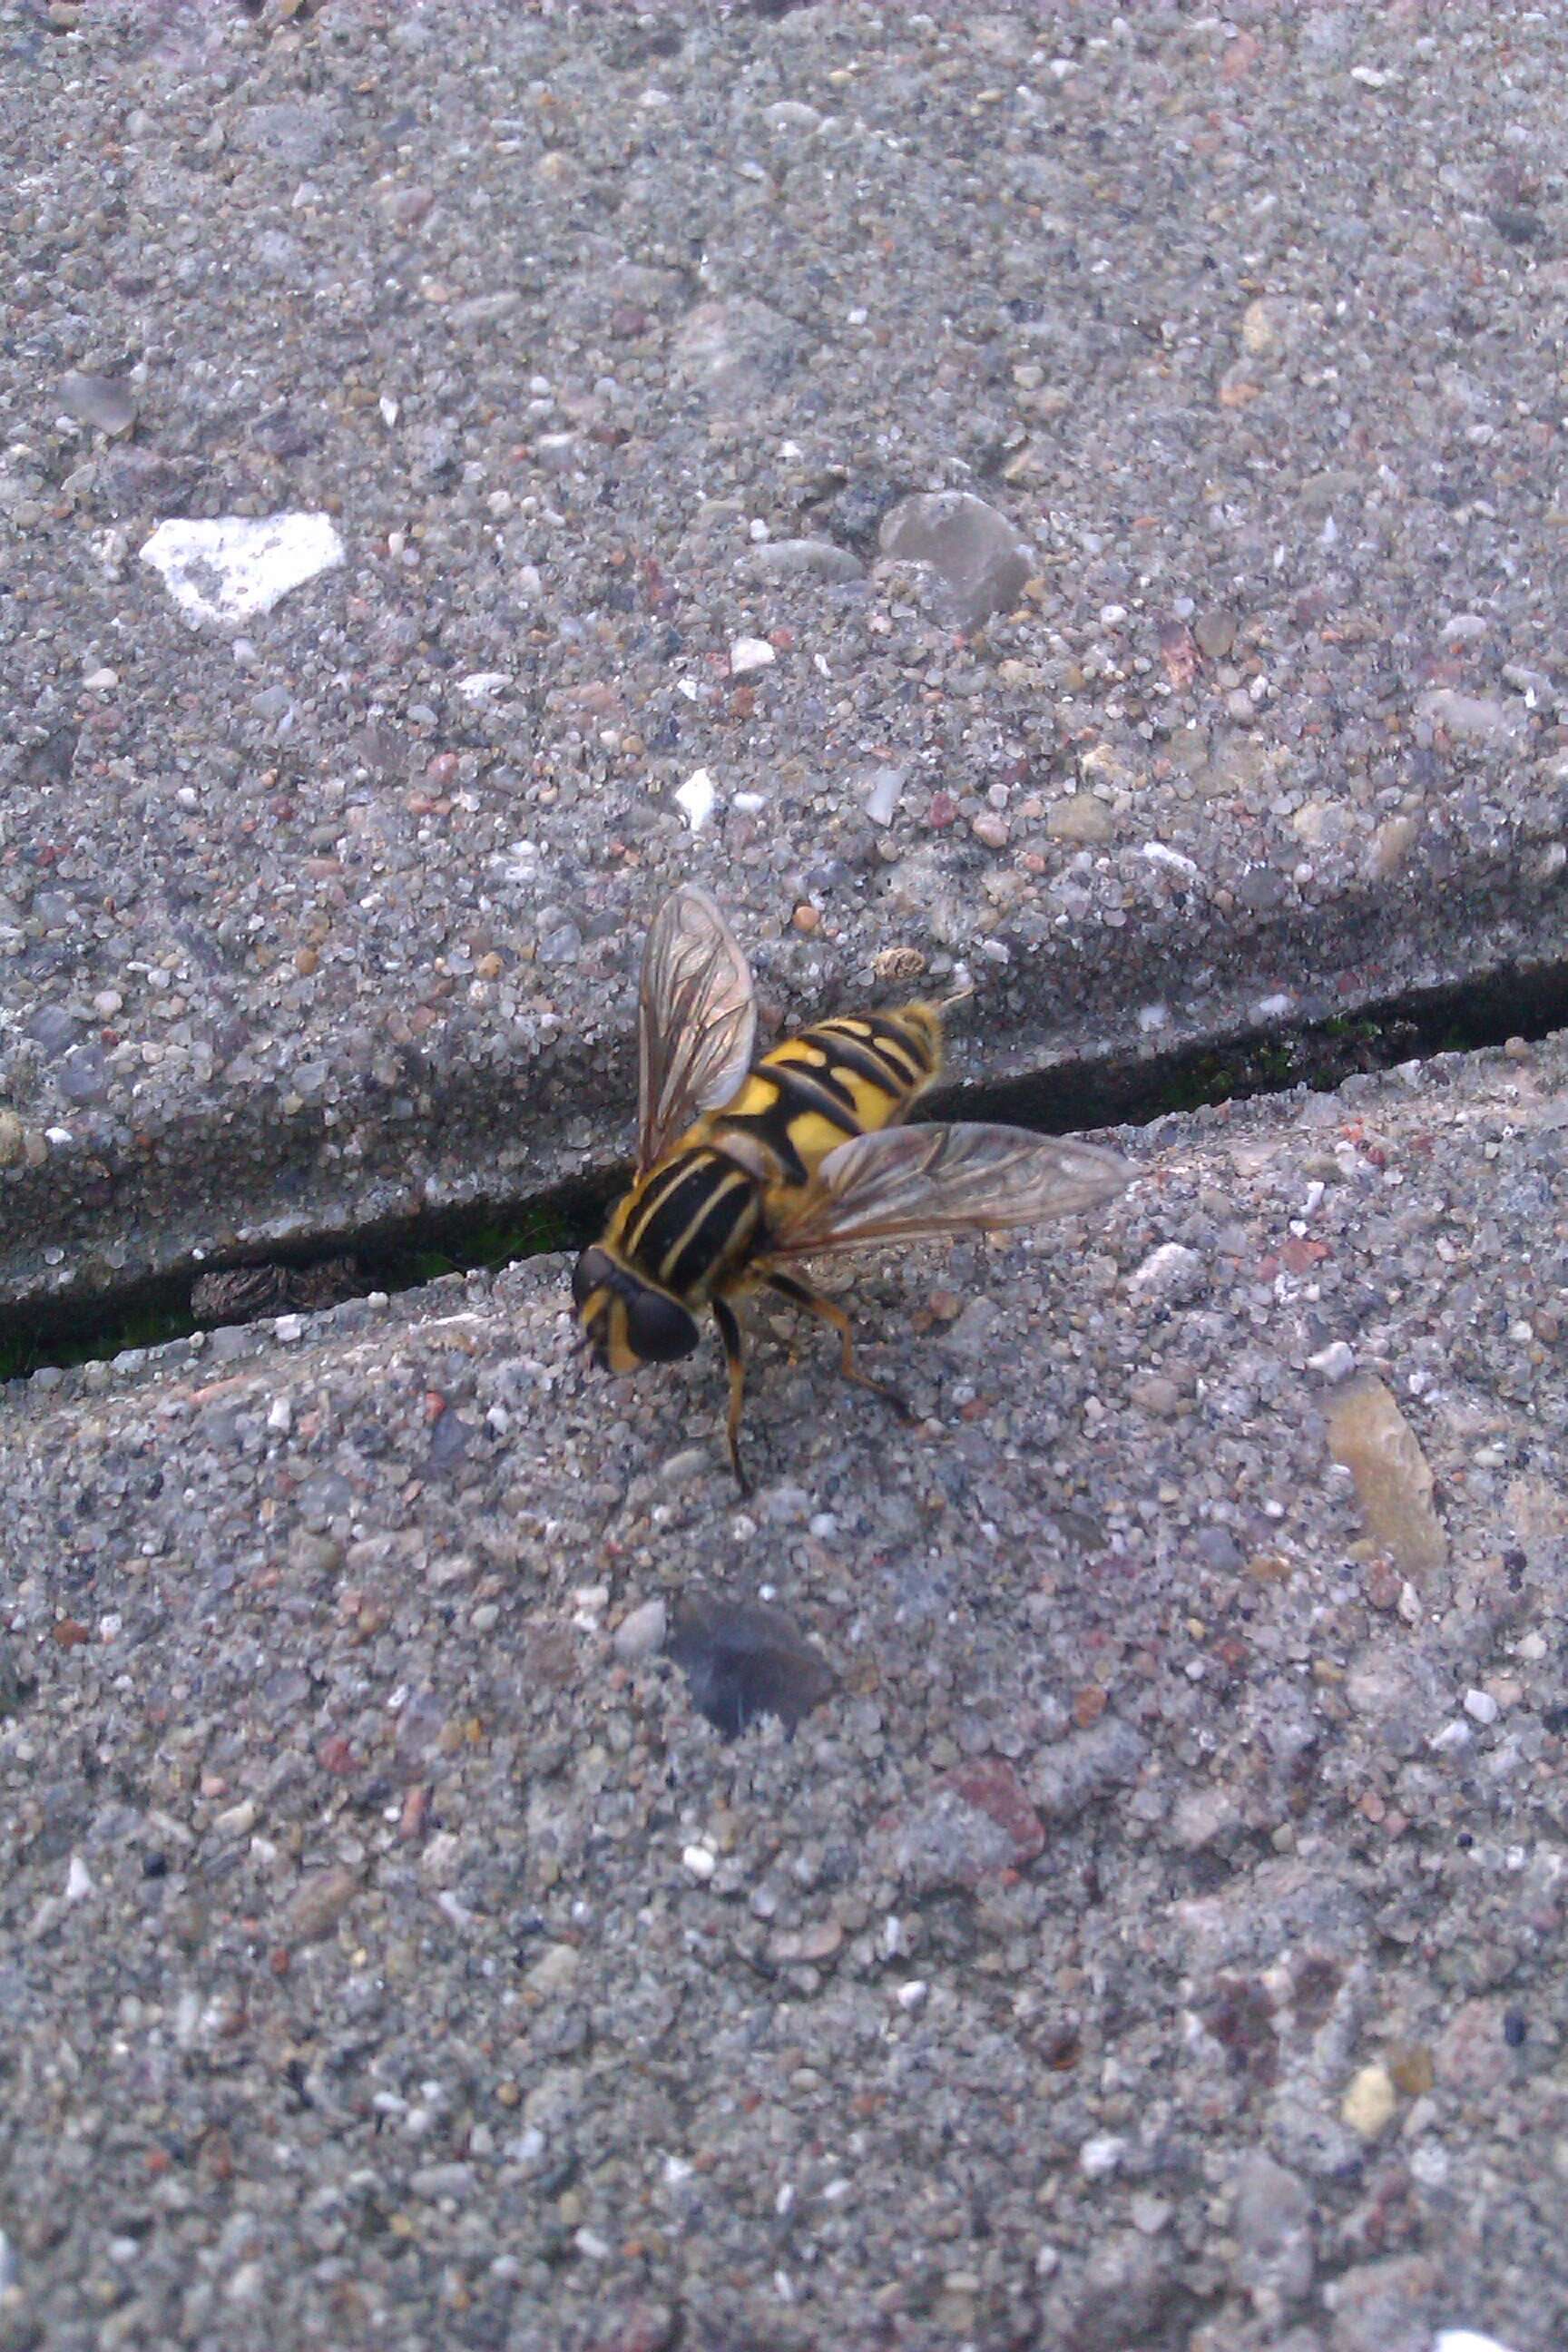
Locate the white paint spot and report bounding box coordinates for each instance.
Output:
[675,768,718,831]
[457,671,510,701]
[141,512,344,630]
[1435,2334,1523,2352]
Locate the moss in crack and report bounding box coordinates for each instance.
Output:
[0,1198,596,1388]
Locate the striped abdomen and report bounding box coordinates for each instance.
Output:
[609,1003,945,1305]
[710,1004,945,1186]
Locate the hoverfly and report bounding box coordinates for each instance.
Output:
[573,886,1130,1493]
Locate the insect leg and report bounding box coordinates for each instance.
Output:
[710,1296,753,1497]
[763,1270,915,1424]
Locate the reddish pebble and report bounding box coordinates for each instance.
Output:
[52,1618,91,1648]
[1073,1685,1107,1729]
[927,791,958,828]
[426,751,460,786]
[1280,1237,1330,1274]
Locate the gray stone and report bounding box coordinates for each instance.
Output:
[877,491,1033,629]
[58,371,138,436]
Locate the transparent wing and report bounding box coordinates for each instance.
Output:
[636,885,758,1174]
[765,1122,1130,1259]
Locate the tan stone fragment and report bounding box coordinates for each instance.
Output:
[1326,1377,1447,1575]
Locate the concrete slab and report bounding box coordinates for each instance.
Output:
[4,3,1566,1316]
[1,1034,1563,2348]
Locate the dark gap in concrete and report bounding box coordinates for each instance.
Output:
[3,955,1563,1384]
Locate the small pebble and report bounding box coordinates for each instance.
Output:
[59,369,138,436]
[878,490,1032,629]
[1340,2063,1397,2139]
[730,636,776,678]
[613,1599,669,1661]
[863,766,906,827]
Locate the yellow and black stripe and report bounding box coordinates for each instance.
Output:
[709,1007,944,1186]
[600,1001,943,1318]
[613,1149,762,1299]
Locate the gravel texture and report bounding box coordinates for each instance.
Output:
[4,0,1568,1312]
[2,1035,1563,2350]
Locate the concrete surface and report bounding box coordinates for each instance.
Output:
[3,0,1566,1312]
[2,1035,1563,2350]
[4,7,1565,2350]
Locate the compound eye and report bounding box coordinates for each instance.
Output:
[573,1248,612,1314]
[626,1289,699,1364]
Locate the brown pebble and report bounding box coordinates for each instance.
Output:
[1388,2042,1436,2097]
[792,903,819,934]
[284,1865,360,1945]
[475,952,504,980]
[1194,607,1239,658]
[1364,1558,1402,1612]
[873,944,926,985]
[295,946,318,976]
[1044,792,1113,844]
